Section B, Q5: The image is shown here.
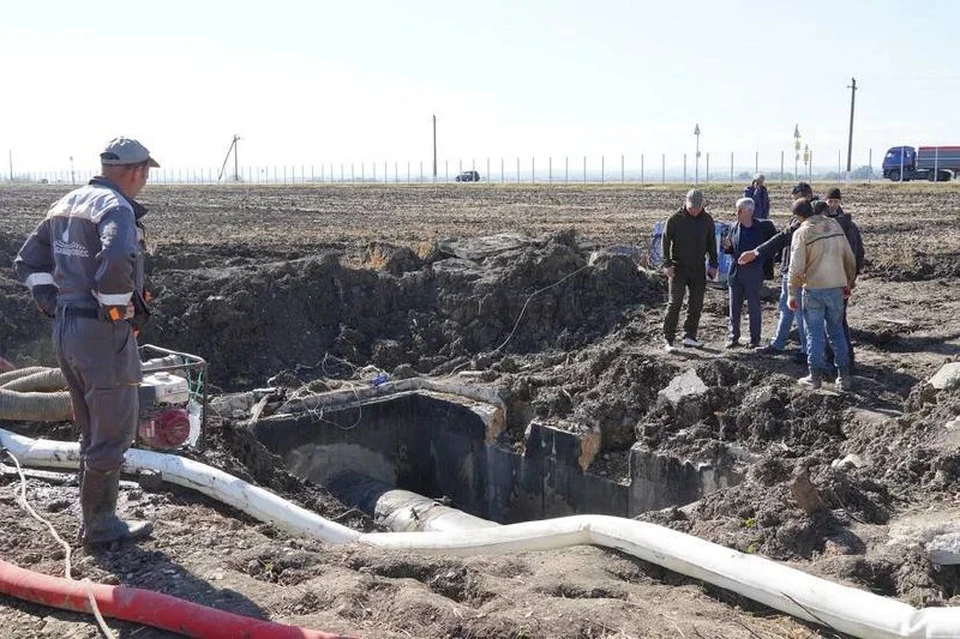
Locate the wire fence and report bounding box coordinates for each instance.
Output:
[3,148,886,186]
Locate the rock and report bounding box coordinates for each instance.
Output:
[928,532,960,565]
[929,363,960,390]
[790,467,827,514]
[657,369,708,407]
[831,453,867,470]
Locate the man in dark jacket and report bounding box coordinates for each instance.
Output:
[722,198,777,348]
[743,173,770,219]
[661,189,718,350]
[824,187,865,370]
[739,182,813,362]
[14,137,158,547]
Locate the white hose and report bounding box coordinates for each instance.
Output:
[2,428,957,638]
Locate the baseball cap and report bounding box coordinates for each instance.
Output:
[100,137,160,167]
[790,181,812,196]
[685,188,704,208]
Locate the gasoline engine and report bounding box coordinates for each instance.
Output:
[136,345,207,450]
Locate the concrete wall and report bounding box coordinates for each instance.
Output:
[252,389,744,522]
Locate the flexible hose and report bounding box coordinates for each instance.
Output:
[0,367,50,386]
[3,428,958,638]
[0,389,72,422]
[0,559,354,639]
[1,368,66,393]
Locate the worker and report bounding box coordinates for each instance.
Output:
[14,137,158,546]
[721,198,777,348]
[743,173,770,219]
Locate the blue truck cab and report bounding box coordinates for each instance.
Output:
[883,145,959,181]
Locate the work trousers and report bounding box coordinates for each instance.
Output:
[663,268,707,341]
[54,311,142,472]
[728,270,763,345]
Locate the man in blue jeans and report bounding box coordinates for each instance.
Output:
[738,182,815,363]
[787,199,858,391]
[722,198,776,348]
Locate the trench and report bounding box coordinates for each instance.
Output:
[249,380,745,523]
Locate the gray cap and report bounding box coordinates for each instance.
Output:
[100,137,160,167]
[685,189,704,208]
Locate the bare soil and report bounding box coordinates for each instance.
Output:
[1,182,959,638]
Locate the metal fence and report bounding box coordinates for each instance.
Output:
[3,149,881,186]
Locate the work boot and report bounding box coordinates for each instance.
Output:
[798,371,822,389]
[836,367,853,392]
[81,467,153,547]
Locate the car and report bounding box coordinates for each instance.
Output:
[455,170,481,182]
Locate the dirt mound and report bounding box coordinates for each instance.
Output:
[146,230,662,388]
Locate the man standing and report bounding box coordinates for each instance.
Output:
[14,137,158,546]
[787,199,858,391]
[824,187,865,370]
[722,198,776,348]
[661,189,718,350]
[741,182,814,363]
[743,173,770,219]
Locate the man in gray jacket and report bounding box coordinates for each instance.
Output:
[14,137,159,546]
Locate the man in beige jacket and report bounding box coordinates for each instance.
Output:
[787,199,858,391]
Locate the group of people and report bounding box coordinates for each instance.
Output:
[660,174,864,391]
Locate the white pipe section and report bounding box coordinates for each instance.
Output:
[2,428,958,638]
[0,428,359,544]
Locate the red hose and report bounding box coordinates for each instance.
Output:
[0,559,356,638]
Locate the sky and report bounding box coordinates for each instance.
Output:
[1,0,959,176]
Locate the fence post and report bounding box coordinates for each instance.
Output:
[565,156,569,184]
[780,151,784,184]
[516,157,520,183]
[601,155,605,184]
[683,153,687,184]
[486,158,490,183]
[755,151,759,175]
[419,161,423,183]
[583,156,587,183]
[705,152,710,184]
[501,158,504,183]
[532,157,536,184]
[661,154,665,184]
[868,148,873,183]
[621,154,625,183]
[548,157,552,184]
[641,154,645,185]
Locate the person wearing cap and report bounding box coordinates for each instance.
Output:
[787,199,858,391]
[722,198,777,348]
[14,136,159,547]
[743,173,770,219]
[661,189,718,350]
[739,182,814,363]
[824,187,865,370]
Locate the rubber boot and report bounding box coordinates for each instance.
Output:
[81,468,153,547]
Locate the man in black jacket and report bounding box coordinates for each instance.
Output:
[824,187,865,370]
[661,189,718,350]
[722,198,777,348]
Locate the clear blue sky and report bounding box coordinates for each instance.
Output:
[1,0,958,174]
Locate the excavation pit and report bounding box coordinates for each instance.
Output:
[249,378,746,524]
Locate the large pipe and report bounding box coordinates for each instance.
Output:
[0,366,50,386]
[2,428,958,639]
[0,559,354,639]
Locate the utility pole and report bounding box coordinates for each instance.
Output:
[432,114,437,179]
[693,123,701,185]
[846,77,857,174]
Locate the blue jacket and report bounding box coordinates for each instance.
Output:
[14,177,148,312]
[743,183,770,219]
[723,219,777,282]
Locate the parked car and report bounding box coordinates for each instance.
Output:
[455,170,481,182]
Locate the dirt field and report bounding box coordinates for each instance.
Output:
[1,182,960,638]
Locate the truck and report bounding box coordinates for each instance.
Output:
[882,145,960,182]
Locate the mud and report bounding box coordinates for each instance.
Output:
[1,182,960,637]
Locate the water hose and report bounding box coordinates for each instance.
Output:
[2,428,958,639]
